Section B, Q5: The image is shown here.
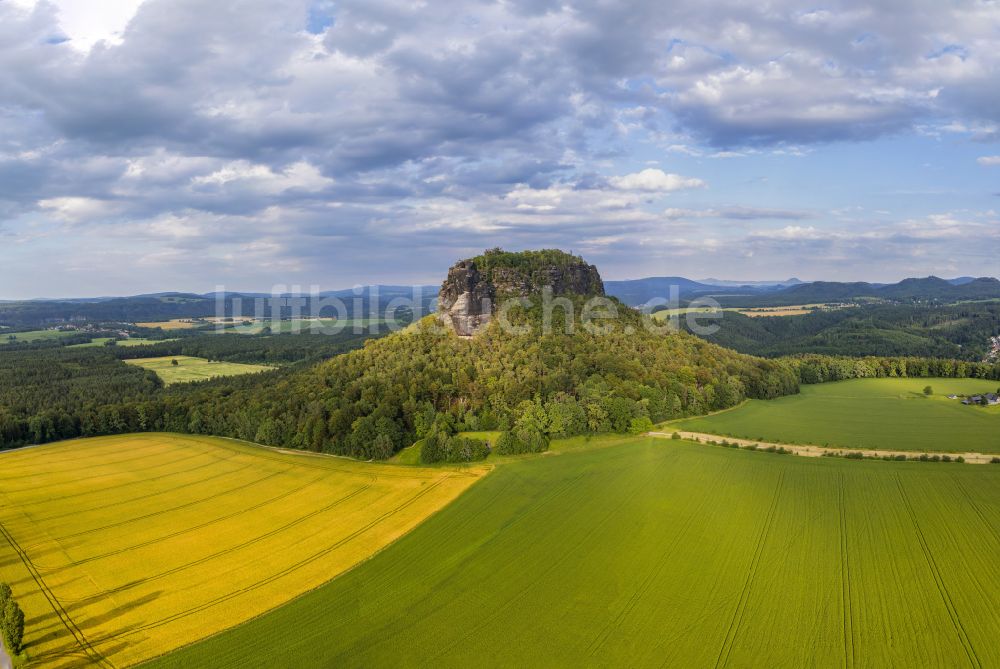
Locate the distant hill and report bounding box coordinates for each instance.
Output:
[714,276,1000,307]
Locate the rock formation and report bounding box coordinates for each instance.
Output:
[438,249,604,336]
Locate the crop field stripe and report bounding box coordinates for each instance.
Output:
[427,462,666,664]
[948,475,1000,548]
[49,469,333,571]
[589,459,735,661]
[0,516,113,669]
[838,473,856,669]
[96,476,452,645]
[25,448,241,507]
[31,458,264,524]
[69,476,378,599]
[0,441,176,474]
[6,444,226,496]
[43,465,296,543]
[0,439,173,479]
[894,476,981,669]
[714,470,785,669]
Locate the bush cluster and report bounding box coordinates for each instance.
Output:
[0,583,25,655]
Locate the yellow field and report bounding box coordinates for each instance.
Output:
[134,319,205,330]
[124,356,273,384]
[0,434,488,668]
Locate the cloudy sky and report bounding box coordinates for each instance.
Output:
[1,0,999,298]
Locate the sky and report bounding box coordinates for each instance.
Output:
[1,0,999,298]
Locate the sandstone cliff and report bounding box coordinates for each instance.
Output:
[438,249,605,336]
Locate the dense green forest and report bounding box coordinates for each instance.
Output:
[686,302,1000,359]
[0,331,373,448]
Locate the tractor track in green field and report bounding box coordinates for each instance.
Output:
[838,473,856,669]
[714,471,785,669]
[895,476,982,669]
[949,475,1000,548]
[0,516,112,669]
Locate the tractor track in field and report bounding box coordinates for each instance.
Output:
[17,449,240,507]
[0,440,172,481]
[0,517,112,669]
[895,476,982,669]
[59,474,378,601]
[838,473,856,669]
[949,475,1000,548]
[48,470,333,571]
[714,471,785,669]
[426,463,663,665]
[31,458,262,524]
[32,465,297,547]
[93,475,448,643]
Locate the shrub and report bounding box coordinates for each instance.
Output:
[923,385,933,396]
[992,457,1000,464]
[845,451,865,460]
[671,432,682,440]
[495,428,549,456]
[956,456,965,463]
[894,454,907,461]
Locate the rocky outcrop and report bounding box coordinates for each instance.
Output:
[438,250,605,336]
[438,260,496,337]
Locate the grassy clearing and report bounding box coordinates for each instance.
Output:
[135,320,206,331]
[144,436,1000,668]
[66,337,113,348]
[1,330,79,343]
[0,434,487,668]
[124,356,273,384]
[674,377,1000,453]
[116,338,179,348]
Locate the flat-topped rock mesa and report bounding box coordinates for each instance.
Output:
[438,249,605,336]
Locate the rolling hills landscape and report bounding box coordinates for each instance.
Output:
[4,2,1000,667]
[2,249,1000,668]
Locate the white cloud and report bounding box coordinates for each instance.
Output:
[977,156,1000,166]
[609,169,706,193]
[38,196,118,222]
[191,161,334,195]
[10,0,145,51]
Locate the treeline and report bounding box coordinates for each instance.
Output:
[0,583,25,657]
[0,331,374,450]
[789,354,1000,384]
[109,332,374,365]
[687,302,1000,360]
[24,301,799,459]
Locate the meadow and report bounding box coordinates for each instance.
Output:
[674,377,1000,453]
[115,339,178,348]
[145,436,1000,668]
[0,434,487,668]
[124,356,273,384]
[2,330,80,344]
[134,320,205,331]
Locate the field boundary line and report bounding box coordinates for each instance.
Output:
[714,470,784,669]
[894,476,982,669]
[647,431,997,463]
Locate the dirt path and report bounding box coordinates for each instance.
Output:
[0,637,12,669]
[647,431,998,464]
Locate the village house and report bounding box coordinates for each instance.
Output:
[963,393,1000,406]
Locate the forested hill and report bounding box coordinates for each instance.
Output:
[713,276,1000,307]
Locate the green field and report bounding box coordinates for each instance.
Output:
[224,319,388,335]
[117,338,179,347]
[2,329,80,343]
[124,355,273,384]
[145,435,1000,668]
[674,377,1000,453]
[0,434,487,667]
[66,337,114,348]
